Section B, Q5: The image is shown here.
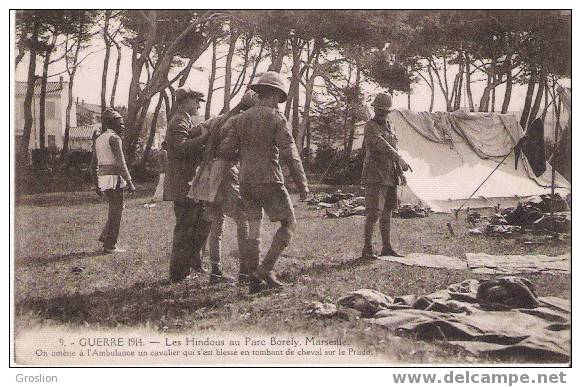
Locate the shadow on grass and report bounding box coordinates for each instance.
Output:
[15,187,156,208]
[278,254,377,283]
[17,250,108,266]
[15,278,244,329]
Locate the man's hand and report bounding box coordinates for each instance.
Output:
[299,188,310,202]
[398,156,412,172]
[127,180,136,194]
[95,188,103,197]
[399,174,408,186]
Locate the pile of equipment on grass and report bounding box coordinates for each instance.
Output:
[466,194,571,236]
[308,190,431,219]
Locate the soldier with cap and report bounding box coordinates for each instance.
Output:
[90,108,136,253]
[361,92,412,259]
[189,91,258,285]
[164,87,210,282]
[217,72,309,292]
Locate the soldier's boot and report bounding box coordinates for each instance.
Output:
[190,216,212,274]
[379,215,403,257]
[253,267,284,289]
[362,211,379,259]
[361,245,378,260]
[209,263,235,285]
[253,227,291,289]
[246,239,266,293]
[237,240,252,285]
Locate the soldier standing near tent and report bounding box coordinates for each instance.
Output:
[188,91,258,285]
[217,72,309,292]
[361,93,411,259]
[91,108,136,253]
[164,87,210,283]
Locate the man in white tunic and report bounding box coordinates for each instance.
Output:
[91,108,136,253]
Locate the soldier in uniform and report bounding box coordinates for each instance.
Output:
[90,108,136,253]
[164,87,210,282]
[217,72,309,291]
[189,91,258,285]
[361,93,411,259]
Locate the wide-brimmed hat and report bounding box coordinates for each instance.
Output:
[249,71,289,102]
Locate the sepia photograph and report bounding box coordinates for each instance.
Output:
[9,8,572,370]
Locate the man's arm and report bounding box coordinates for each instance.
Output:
[365,122,401,161]
[366,123,412,172]
[275,118,309,195]
[168,118,208,160]
[110,135,135,191]
[216,117,240,161]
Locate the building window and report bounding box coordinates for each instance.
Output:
[46,101,56,119]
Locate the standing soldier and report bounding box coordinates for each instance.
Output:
[217,72,309,292]
[189,91,258,285]
[164,87,210,282]
[91,108,136,253]
[361,93,411,259]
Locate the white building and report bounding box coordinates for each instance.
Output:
[15,77,77,151]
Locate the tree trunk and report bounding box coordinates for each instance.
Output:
[541,82,549,123]
[292,77,300,140]
[247,42,265,87]
[109,38,122,108]
[430,57,452,112]
[285,38,303,118]
[222,28,239,112]
[298,52,319,155]
[15,24,30,68]
[101,10,112,116]
[64,39,81,153]
[479,71,493,112]
[140,93,164,171]
[528,69,547,128]
[162,89,172,124]
[268,39,286,72]
[491,75,496,113]
[465,52,475,111]
[520,75,537,129]
[20,21,39,160]
[427,65,435,112]
[501,67,512,114]
[453,56,464,111]
[205,37,217,120]
[231,35,251,99]
[407,91,411,110]
[344,66,361,162]
[39,37,56,150]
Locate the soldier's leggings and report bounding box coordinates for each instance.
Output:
[169,201,210,282]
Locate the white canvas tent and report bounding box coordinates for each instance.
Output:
[354,109,570,212]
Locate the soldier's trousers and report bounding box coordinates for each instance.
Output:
[98,187,124,249]
[169,200,211,282]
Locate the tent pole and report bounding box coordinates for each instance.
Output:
[550,94,561,236]
[454,152,511,217]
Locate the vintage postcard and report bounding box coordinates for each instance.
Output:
[10,8,572,371]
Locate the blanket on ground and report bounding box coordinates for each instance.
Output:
[338,279,570,361]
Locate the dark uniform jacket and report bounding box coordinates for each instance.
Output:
[216,103,308,192]
[361,117,402,186]
[163,109,207,201]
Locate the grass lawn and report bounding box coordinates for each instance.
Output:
[13,187,571,364]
